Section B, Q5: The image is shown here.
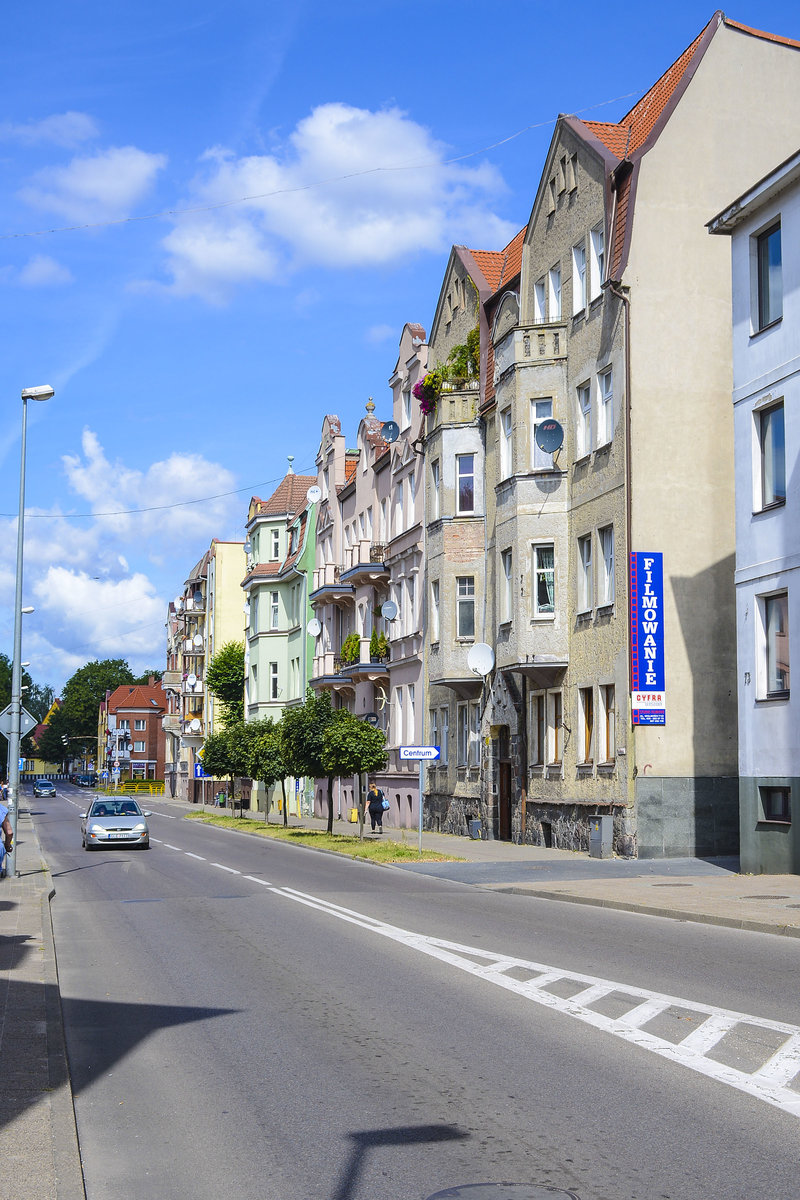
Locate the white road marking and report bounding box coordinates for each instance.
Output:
[163,844,182,852]
[185,853,206,861]
[243,875,270,885]
[211,863,240,874]
[266,884,800,1120]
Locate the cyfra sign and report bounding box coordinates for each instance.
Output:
[629,552,666,725]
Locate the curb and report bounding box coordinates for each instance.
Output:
[492,885,800,938]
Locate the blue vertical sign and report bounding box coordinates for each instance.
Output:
[629,552,666,725]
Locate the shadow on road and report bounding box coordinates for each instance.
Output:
[331,1123,469,1200]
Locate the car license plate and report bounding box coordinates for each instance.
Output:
[109,832,132,839]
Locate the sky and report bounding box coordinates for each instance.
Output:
[1,0,798,693]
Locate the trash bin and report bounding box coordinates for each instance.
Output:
[348,807,359,823]
[468,818,482,840]
[589,815,613,859]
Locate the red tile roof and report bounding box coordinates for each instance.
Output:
[469,249,505,292]
[106,684,166,713]
[724,16,800,51]
[249,472,316,521]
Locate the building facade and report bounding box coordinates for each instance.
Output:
[99,681,166,782]
[709,149,800,872]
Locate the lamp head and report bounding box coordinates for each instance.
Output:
[21,385,55,402]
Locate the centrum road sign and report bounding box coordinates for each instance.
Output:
[399,745,440,761]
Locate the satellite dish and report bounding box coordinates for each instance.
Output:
[193,634,203,647]
[535,418,564,454]
[307,485,322,503]
[187,673,197,686]
[307,617,322,637]
[363,713,379,726]
[381,421,400,443]
[193,590,203,604]
[467,642,495,677]
[243,538,252,554]
[190,718,201,732]
[381,600,398,621]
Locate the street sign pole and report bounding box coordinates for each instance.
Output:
[398,747,440,856]
[419,759,424,855]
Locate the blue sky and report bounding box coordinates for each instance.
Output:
[1,1,798,692]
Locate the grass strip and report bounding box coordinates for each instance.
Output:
[184,812,463,863]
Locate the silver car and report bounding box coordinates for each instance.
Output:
[80,798,151,850]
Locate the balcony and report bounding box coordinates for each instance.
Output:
[162,715,182,735]
[339,540,390,584]
[309,562,355,605]
[162,670,183,691]
[428,380,480,429]
[494,323,567,385]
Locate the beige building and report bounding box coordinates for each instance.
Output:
[163,539,245,803]
[425,12,800,856]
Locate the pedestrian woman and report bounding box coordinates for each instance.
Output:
[367,781,385,833]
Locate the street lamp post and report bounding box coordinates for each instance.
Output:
[7,385,54,877]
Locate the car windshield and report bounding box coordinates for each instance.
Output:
[89,800,143,818]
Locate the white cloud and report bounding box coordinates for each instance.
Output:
[0,111,99,148]
[365,324,395,345]
[18,254,73,287]
[156,103,516,300]
[20,145,167,223]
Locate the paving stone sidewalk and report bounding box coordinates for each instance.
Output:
[0,807,84,1200]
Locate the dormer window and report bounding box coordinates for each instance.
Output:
[271,529,280,560]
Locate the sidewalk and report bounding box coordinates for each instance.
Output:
[183,801,800,938]
[0,807,84,1200]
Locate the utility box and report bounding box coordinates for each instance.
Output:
[348,807,359,823]
[468,818,482,840]
[589,815,613,859]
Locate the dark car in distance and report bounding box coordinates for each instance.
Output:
[33,779,56,797]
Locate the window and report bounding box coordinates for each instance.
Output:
[431,580,440,643]
[394,480,404,535]
[598,526,615,607]
[758,401,785,508]
[380,497,388,540]
[456,454,475,514]
[531,398,554,469]
[440,707,449,765]
[534,277,546,323]
[394,687,403,745]
[406,471,416,522]
[548,266,561,320]
[407,684,416,743]
[468,701,481,767]
[573,241,587,314]
[530,693,545,765]
[405,575,416,636]
[763,592,790,696]
[134,741,146,753]
[269,662,279,700]
[600,684,615,763]
[500,549,513,624]
[577,382,591,457]
[579,687,594,764]
[549,692,563,765]
[500,408,513,479]
[756,221,782,330]
[578,535,593,612]
[532,544,555,617]
[431,460,440,520]
[271,529,280,560]
[401,387,412,431]
[590,225,605,301]
[457,703,469,765]
[760,786,790,823]
[430,709,438,755]
[456,576,475,639]
[271,591,279,630]
[134,719,146,731]
[598,368,613,446]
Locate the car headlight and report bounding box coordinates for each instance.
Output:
[132,823,146,832]
[89,824,105,834]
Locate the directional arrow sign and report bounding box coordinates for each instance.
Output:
[399,745,440,761]
[0,704,38,740]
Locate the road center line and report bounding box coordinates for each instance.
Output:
[185,852,206,861]
[211,863,240,874]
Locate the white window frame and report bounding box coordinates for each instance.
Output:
[271,529,280,560]
[753,219,782,332]
[548,691,563,766]
[500,407,513,479]
[456,576,476,640]
[431,460,440,520]
[134,740,146,753]
[407,683,416,743]
[134,719,146,731]
[468,700,481,767]
[600,684,616,764]
[456,454,476,515]
[577,382,591,458]
[500,548,513,625]
[532,542,555,618]
[269,661,279,700]
[394,687,404,746]
[394,480,404,536]
[755,399,786,510]
[598,526,615,607]
[271,591,280,630]
[401,387,412,431]
[530,692,546,765]
[440,707,449,765]
[598,367,613,447]
[589,224,605,301]
[534,277,546,323]
[548,265,561,320]
[579,686,594,765]
[531,398,554,470]
[457,703,469,766]
[578,534,593,613]
[758,590,790,698]
[572,240,587,314]
[430,579,440,643]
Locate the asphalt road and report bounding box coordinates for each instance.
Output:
[33,786,800,1200]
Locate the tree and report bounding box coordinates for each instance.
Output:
[133,668,162,684]
[60,659,135,750]
[247,719,291,826]
[27,704,70,771]
[281,691,337,832]
[0,653,52,775]
[321,712,388,839]
[200,721,251,802]
[206,642,245,725]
